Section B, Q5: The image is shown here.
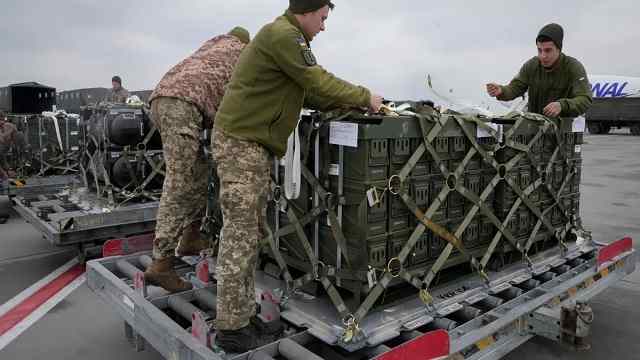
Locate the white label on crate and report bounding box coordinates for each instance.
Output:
[366,187,381,207]
[329,122,358,147]
[328,163,340,176]
[70,131,79,136]
[71,146,79,151]
[122,295,134,311]
[572,116,586,133]
[111,152,121,157]
[574,145,582,153]
[477,123,501,138]
[367,268,378,288]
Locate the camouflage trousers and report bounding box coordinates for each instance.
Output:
[213,128,271,331]
[151,97,208,259]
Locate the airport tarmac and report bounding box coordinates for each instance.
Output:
[0,129,639,360]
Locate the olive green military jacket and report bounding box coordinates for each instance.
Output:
[215,10,371,157]
[498,53,593,117]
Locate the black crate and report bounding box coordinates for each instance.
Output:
[329,180,388,239]
[332,138,389,182]
[449,136,469,159]
[390,161,431,178]
[319,227,388,271]
[409,232,430,267]
[388,215,411,232]
[479,216,495,245]
[390,137,412,164]
[388,230,411,260]
[429,232,447,259]
[389,193,410,218]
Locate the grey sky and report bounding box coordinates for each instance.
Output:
[1,0,638,104]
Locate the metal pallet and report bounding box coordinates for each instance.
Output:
[86,237,635,360]
[12,188,157,246]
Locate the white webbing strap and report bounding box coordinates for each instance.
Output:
[283,119,301,200]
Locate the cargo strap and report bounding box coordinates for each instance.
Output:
[283,123,302,200]
[353,113,566,323]
[264,109,581,337]
[116,110,164,205]
[263,191,353,323]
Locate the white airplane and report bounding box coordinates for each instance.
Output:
[589,75,640,98]
[425,74,640,117]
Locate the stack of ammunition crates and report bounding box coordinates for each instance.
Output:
[269,109,583,298]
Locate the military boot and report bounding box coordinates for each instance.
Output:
[251,315,284,336]
[176,221,210,257]
[215,322,280,353]
[144,256,192,293]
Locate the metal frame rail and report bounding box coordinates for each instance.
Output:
[6,175,77,198]
[87,238,635,360]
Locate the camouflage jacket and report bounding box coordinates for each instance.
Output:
[149,35,245,128]
[105,87,130,103]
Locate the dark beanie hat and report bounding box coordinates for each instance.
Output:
[536,23,564,50]
[228,26,250,44]
[112,76,122,85]
[289,0,335,14]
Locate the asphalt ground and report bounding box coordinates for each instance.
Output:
[0,129,638,360]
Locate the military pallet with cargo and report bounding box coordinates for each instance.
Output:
[266,105,583,330]
[81,102,165,206]
[5,111,82,176]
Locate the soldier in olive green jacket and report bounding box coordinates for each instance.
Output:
[487,23,593,118]
[213,0,383,353]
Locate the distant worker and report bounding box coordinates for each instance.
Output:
[486,23,592,118]
[0,111,18,180]
[212,0,383,352]
[143,27,251,294]
[104,75,130,103]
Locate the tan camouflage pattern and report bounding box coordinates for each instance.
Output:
[151,97,208,259]
[104,87,130,103]
[149,35,245,128]
[212,127,271,330]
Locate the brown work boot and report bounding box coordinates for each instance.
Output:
[176,221,210,257]
[144,256,193,293]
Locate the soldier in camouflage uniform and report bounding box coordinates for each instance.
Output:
[144,27,251,293]
[104,76,130,103]
[212,0,383,352]
[0,111,18,180]
[487,23,592,117]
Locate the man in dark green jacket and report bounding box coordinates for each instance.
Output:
[486,23,592,118]
[213,0,383,353]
